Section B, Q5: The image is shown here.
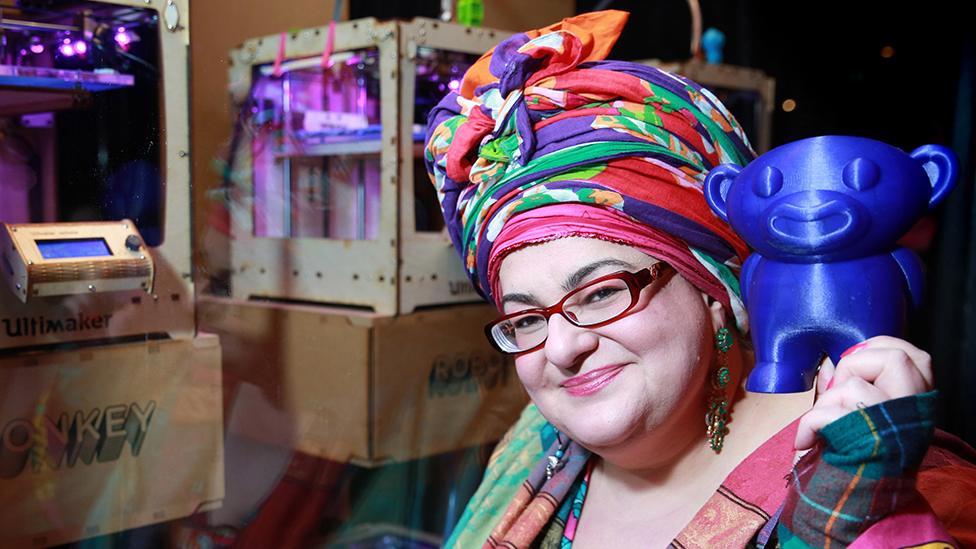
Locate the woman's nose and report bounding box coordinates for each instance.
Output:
[544,313,599,369]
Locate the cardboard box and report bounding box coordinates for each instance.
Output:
[0,334,224,547]
[198,297,527,465]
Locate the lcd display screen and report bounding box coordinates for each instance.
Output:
[36,238,113,259]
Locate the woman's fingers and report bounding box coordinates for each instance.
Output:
[796,405,849,451]
[813,376,889,411]
[796,376,887,450]
[831,341,932,396]
[858,335,932,370]
[816,356,836,396]
[800,337,934,451]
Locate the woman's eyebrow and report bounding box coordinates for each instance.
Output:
[562,258,636,292]
[500,258,637,307]
[500,292,540,307]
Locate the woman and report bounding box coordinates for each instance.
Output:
[425,11,976,548]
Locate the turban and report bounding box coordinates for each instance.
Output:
[424,10,756,330]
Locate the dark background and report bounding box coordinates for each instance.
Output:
[352,0,969,155]
[578,0,967,150]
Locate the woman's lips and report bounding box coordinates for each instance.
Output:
[561,364,627,397]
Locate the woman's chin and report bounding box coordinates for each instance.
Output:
[571,427,635,451]
[549,402,644,450]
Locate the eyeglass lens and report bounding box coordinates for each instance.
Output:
[490,276,634,353]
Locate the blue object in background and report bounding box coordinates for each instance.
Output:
[36,238,112,259]
[701,28,725,64]
[704,136,959,393]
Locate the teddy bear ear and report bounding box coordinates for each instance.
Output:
[910,145,959,209]
[704,164,742,222]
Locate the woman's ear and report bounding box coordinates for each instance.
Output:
[702,294,727,333]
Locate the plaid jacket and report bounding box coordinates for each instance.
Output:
[777,391,975,548]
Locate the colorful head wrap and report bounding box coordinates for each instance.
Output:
[424,10,756,330]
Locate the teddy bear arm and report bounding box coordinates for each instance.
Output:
[890,247,924,309]
[739,253,762,308]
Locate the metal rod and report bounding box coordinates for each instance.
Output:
[282,76,294,238]
[283,158,293,237]
[0,19,79,32]
[356,158,366,240]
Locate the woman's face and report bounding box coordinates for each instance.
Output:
[497,237,721,457]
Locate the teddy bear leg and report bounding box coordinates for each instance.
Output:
[746,334,822,393]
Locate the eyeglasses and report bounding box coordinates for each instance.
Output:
[485,263,673,354]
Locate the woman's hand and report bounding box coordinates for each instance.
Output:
[794,336,934,451]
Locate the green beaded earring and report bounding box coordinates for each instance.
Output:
[706,327,734,454]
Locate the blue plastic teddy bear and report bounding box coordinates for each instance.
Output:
[704,136,958,393]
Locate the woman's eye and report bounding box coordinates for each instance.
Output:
[584,286,623,304]
[514,316,544,331]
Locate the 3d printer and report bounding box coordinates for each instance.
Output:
[0,2,222,546]
[0,0,194,349]
[224,18,501,315]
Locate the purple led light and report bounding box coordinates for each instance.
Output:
[448,79,461,91]
[74,41,88,55]
[29,36,45,54]
[115,31,132,49]
[58,42,76,57]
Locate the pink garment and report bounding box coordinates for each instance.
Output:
[487,204,732,312]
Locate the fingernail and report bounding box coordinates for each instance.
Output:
[841,342,868,359]
[825,376,835,390]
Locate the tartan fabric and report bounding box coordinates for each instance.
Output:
[777,391,948,548]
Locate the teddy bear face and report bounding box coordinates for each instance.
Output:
[724,136,933,262]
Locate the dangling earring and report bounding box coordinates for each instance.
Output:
[706,327,734,454]
[546,429,567,480]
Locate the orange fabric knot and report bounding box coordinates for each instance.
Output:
[459,10,630,99]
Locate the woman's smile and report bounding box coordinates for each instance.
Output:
[561,363,629,397]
